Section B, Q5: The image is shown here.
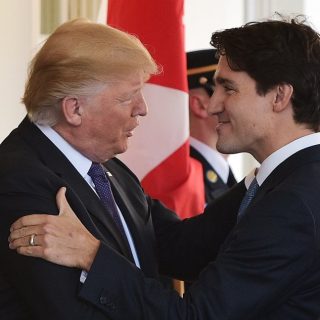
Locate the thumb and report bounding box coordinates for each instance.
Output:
[56,187,77,218]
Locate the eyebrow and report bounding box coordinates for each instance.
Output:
[118,87,141,100]
[214,76,236,87]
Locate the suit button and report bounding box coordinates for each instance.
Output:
[100,296,107,305]
[99,296,116,310]
[107,302,116,310]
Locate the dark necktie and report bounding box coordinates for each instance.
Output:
[237,177,259,222]
[88,162,126,237]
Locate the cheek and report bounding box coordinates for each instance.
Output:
[104,118,126,140]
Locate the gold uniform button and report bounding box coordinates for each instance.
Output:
[206,170,218,183]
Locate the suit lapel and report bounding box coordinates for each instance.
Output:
[17,117,134,261]
[104,160,158,276]
[221,145,320,251]
[59,169,134,261]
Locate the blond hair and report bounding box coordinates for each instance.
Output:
[23,18,158,125]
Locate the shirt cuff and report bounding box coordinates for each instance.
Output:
[80,270,88,283]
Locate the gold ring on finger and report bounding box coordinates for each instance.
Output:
[29,234,36,246]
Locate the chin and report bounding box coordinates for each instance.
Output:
[117,144,129,155]
[217,141,236,155]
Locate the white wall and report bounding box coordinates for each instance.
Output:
[304,0,320,32]
[244,0,303,21]
[185,0,244,51]
[0,0,40,141]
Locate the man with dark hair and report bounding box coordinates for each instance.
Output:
[9,16,320,319]
[187,49,237,204]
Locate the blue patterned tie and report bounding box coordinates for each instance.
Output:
[237,177,259,222]
[88,162,126,237]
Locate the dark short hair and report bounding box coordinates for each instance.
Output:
[210,15,320,131]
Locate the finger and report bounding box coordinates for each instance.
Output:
[9,235,34,249]
[56,187,77,218]
[10,214,51,232]
[9,233,44,249]
[9,225,42,242]
[16,245,46,259]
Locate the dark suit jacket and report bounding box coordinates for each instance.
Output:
[81,145,320,320]
[190,146,237,203]
[0,117,244,319]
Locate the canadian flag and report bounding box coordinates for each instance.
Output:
[107,0,205,218]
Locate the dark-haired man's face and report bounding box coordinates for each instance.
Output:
[207,56,277,163]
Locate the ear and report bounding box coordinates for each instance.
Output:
[189,95,209,119]
[61,96,83,126]
[273,83,294,113]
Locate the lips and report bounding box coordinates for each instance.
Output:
[126,124,138,137]
[216,120,230,133]
[217,119,230,125]
[125,131,131,137]
[126,129,135,137]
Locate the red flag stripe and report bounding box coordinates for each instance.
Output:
[107,0,187,92]
[107,0,205,217]
[118,84,189,179]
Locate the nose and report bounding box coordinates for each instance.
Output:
[132,91,148,117]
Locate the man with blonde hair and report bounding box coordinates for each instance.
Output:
[1,18,243,319]
[0,18,158,318]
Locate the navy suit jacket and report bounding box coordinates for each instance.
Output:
[81,145,320,319]
[0,117,244,319]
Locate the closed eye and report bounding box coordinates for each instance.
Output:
[223,85,236,94]
[119,97,132,105]
[117,89,142,105]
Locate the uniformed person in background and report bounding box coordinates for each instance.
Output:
[187,49,237,204]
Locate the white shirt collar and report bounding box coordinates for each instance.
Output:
[36,124,92,178]
[245,133,320,188]
[190,136,230,183]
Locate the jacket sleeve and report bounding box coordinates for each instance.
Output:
[0,168,111,320]
[151,182,245,280]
